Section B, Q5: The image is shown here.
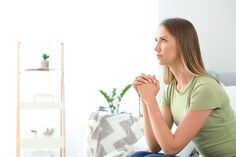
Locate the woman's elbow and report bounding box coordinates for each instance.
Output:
[162,149,178,156]
[148,144,161,153]
[149,147,159,153]
[161,145,180,155]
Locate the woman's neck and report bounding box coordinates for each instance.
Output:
[169,65,193,92]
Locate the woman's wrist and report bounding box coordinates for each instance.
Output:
[142,96,156,104]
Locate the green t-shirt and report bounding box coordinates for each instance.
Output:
[162,76,236,157]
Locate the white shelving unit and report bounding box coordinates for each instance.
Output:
[21,137,65,149]
[16,42,66,157]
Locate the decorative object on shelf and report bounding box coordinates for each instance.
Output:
[99,84,132,114]
[41,53,50,69]
[30,130,37,138]
[43,127,55,137]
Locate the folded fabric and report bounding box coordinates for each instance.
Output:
[87,111,144,157]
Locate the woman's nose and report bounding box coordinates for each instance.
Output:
[154,42,161,52]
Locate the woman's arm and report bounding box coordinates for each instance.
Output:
[134,74,173,152]
[141,99,174,152]
[138,83,212,155]
[141,98,161,152]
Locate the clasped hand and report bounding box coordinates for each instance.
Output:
[133,73,160,104]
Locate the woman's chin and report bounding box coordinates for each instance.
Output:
[158,60,165,65]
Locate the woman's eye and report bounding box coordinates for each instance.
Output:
[160,38,166,42]
[155,37,167,43]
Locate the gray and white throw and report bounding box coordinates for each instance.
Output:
[87,111,144,157]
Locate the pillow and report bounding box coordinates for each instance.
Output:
[87,111,143,157]
[223,85,236,112]
[217,73,236,86]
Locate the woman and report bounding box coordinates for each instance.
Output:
[130,18,236,157]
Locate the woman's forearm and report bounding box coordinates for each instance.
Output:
[145,99,177,154]
[141,99,162,152]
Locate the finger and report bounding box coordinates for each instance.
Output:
[132,84,139,96]
[141,73,153,83]
[133,80,143,86]
[151,75,157,84]
[135,75,149,84]
[154,78,160,87]
[132,83,138,90]
[153,74,157,80]
[147,74,153,83]
[141,73,149,80]
[132,82,143,96]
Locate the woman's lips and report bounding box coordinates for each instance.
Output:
[157,54,162,58]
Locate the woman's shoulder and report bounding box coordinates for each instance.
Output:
[194,76,219,86]
[191,76,223,93]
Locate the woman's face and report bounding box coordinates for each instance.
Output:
[154,26,180,66]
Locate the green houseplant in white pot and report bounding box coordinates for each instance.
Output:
[41,53,50,69]
[99,84,132,114]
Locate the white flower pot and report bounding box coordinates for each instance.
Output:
[41,60,49,69]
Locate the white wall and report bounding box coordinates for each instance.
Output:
[158,0,236,73]
[0,0,159,157]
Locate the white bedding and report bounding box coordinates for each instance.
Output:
[223,85,236,112]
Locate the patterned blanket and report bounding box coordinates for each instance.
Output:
[87,111,144,157]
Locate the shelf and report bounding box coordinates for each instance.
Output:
[25,68,58,71]
[20,102,64,109]
[19,69,61,75]
[17,42,66,157]
[21,137,65,149]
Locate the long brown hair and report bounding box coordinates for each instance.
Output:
[160,17,210,84]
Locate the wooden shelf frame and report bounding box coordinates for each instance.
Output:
[16,42,66,157]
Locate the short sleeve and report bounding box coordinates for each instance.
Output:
[161,85,171,108]
[189,84,222,110]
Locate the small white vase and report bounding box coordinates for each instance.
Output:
[41,60,49,69]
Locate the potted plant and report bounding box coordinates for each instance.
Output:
[41,53,50,69]
[30,130,37,138]
[99,84,132,114]
[43,127,55,137]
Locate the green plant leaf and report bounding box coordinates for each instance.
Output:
[99,90,110,103]
[42,53,50,60]
[111,88,117,98]
[120,84,132,98]
[98,84,131,114]
[117,96,121,102]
